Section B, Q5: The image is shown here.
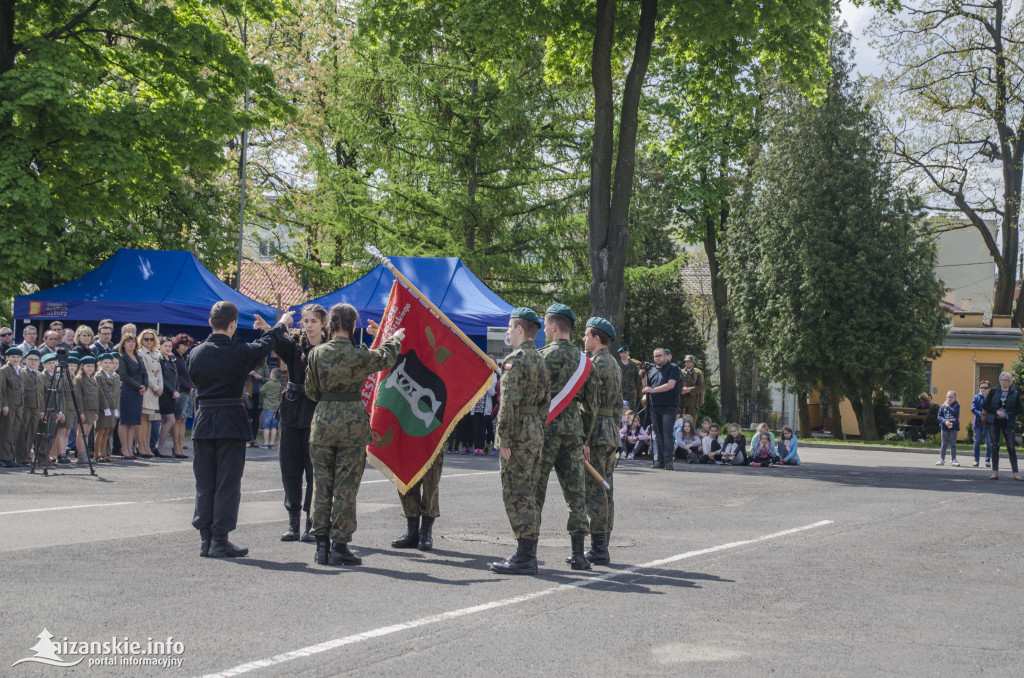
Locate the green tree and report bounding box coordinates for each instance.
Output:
[620,257,705,370]
[726,24,948,441]
[0,0,285,297]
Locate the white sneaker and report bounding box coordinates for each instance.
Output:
[952,459,960,467]
[627,453,634,460]
[935,459,945,465]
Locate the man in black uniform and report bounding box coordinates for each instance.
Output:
[188,302,293,558]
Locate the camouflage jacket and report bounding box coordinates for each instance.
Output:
[306,335,401,447]
[494,341,550,449]
[1,363,24,408]
[586,348,622,447]
[619,357,643,407]
[540,338,597,439]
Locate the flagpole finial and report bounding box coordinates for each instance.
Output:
[364,245,390,268]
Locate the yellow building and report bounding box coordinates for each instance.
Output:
[837,312,1021,441]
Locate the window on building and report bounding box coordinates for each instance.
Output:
[977,363,1004,390]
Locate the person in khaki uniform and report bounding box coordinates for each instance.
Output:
[1,347,28,468]
[679,354,705,420]
[20,349,45,466]
[94,354,120,462]
[73,355,100,463]
[305,303,404,567]
[581,317,622,565]
[489,308,550,575]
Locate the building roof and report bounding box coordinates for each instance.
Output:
[941,327,1022,350]
[239,261,307,310]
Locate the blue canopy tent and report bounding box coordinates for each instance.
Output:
[14,249,279,338]
[293,257,535,350]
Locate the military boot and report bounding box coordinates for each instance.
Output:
[208,537,248,558]
[328,542,362,566]
[417,516,434,551]
[568,534,591,570]
[299,513,315,543]
[391,516,420,548]
[584,532,610,565]
[199,529,212,558]
[280,511,301,542]
[489,539,538,575]
[314,535,329,565]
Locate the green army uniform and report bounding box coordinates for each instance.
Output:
[392,450,444,551]
[1,357,28,466]
[581,316,623,565]
[618,348,643,411]
[489,308,550,576]
[536,338,597,540]
[679,360,705,419]
[95,368,119,430]
[20,362,45,464]
[306,334,401,566]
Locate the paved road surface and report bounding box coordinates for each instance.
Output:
[1,445,1021,677]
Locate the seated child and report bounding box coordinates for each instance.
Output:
[776,426,801,465]
[721,423,748,465]
[699,423,725,464]
[749,432,776,467]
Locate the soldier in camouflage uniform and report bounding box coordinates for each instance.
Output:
[536,303,598,570]
[306,303,403,567]
[618,345,644,411]
[582,317,622,565]
[489,308,550,575]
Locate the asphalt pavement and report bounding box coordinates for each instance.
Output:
[1,444,1022,677]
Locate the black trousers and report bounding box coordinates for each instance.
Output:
[471,412,487,450]
[988,420,1019,473]
[192,438,247,537]
[650,407,676,464]
[279,423,314,514]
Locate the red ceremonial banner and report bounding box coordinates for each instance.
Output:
[362,280,496,493]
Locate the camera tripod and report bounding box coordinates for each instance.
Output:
[30,350,93,477]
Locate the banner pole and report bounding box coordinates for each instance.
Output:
[368,250,501,373]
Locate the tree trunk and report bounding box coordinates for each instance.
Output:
[0,0,14,76]
[588,0,657,335]
[829,386,844,440]
[465,79,480,251]
[704,213,737,423]
[859,391,878,441]
[798,389,811,437]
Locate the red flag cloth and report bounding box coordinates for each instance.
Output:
[361,280,496,493]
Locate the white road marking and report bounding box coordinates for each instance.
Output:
[0,471,499,516]
[198,520,834,678]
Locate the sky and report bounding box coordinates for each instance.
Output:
[840,0,885,79]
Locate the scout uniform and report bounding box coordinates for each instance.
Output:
[74,356,100,462]
[679,354,705,419]
[1,347,28,467]
[93,354,120,462]
[20,350,45,465]
[536,303,598,570]
[617,344,643,410]
[582,317,623,565]
[305,333,401,566]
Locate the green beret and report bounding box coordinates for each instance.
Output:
[25,349,41,358]
[99,353,114,361]
[585,316,616,341]
[67,355,80,365]
[80,355,97,365]
[41,353,57,364]
[5,346,23,357]
[545,303,576,325]
[510,307,542,326]
[617,344,630,353]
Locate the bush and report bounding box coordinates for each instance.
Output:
[966,423,973,444]
[697,384,722,427]
[873,392,896,437]
[883,432,901,442]
[921,404,941,438]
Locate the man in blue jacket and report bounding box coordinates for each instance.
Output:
[971,380,993,467]
[981,371,1023,481]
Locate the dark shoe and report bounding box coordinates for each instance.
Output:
[208,538,248,558]
[314,536,329,565]
[199,529,212,558]
[281,511,301,542]
[299,514,315,543]
[664,463,675,470]
[584,532,611,565]
[417,516,434,551]
[489,539,538,575]
[173,454,189,460]
[391,516,420,549]
[152,449,167,458]
[328,543,361,566]
[569,534,592,570]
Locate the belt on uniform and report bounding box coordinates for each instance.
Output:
[597,407,617,417]
[519,406,539,415]
[197,398,244,408]
[317,392,361,402]
[286,381,304,393]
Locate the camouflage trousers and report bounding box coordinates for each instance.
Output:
[1,406,27,463]
[585,444,617,533]
[536,433,589,536]
[400,452,443,518]
[310,444,366,544]
[500,445,542,540]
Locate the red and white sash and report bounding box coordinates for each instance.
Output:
[546,352,592,425]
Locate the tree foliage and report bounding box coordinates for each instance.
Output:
[727,24,948,440]
[0,0,286,298]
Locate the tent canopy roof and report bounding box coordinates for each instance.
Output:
[14,249,278,328]
[295,257,515,338]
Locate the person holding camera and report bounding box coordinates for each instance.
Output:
[642,348,682,469]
